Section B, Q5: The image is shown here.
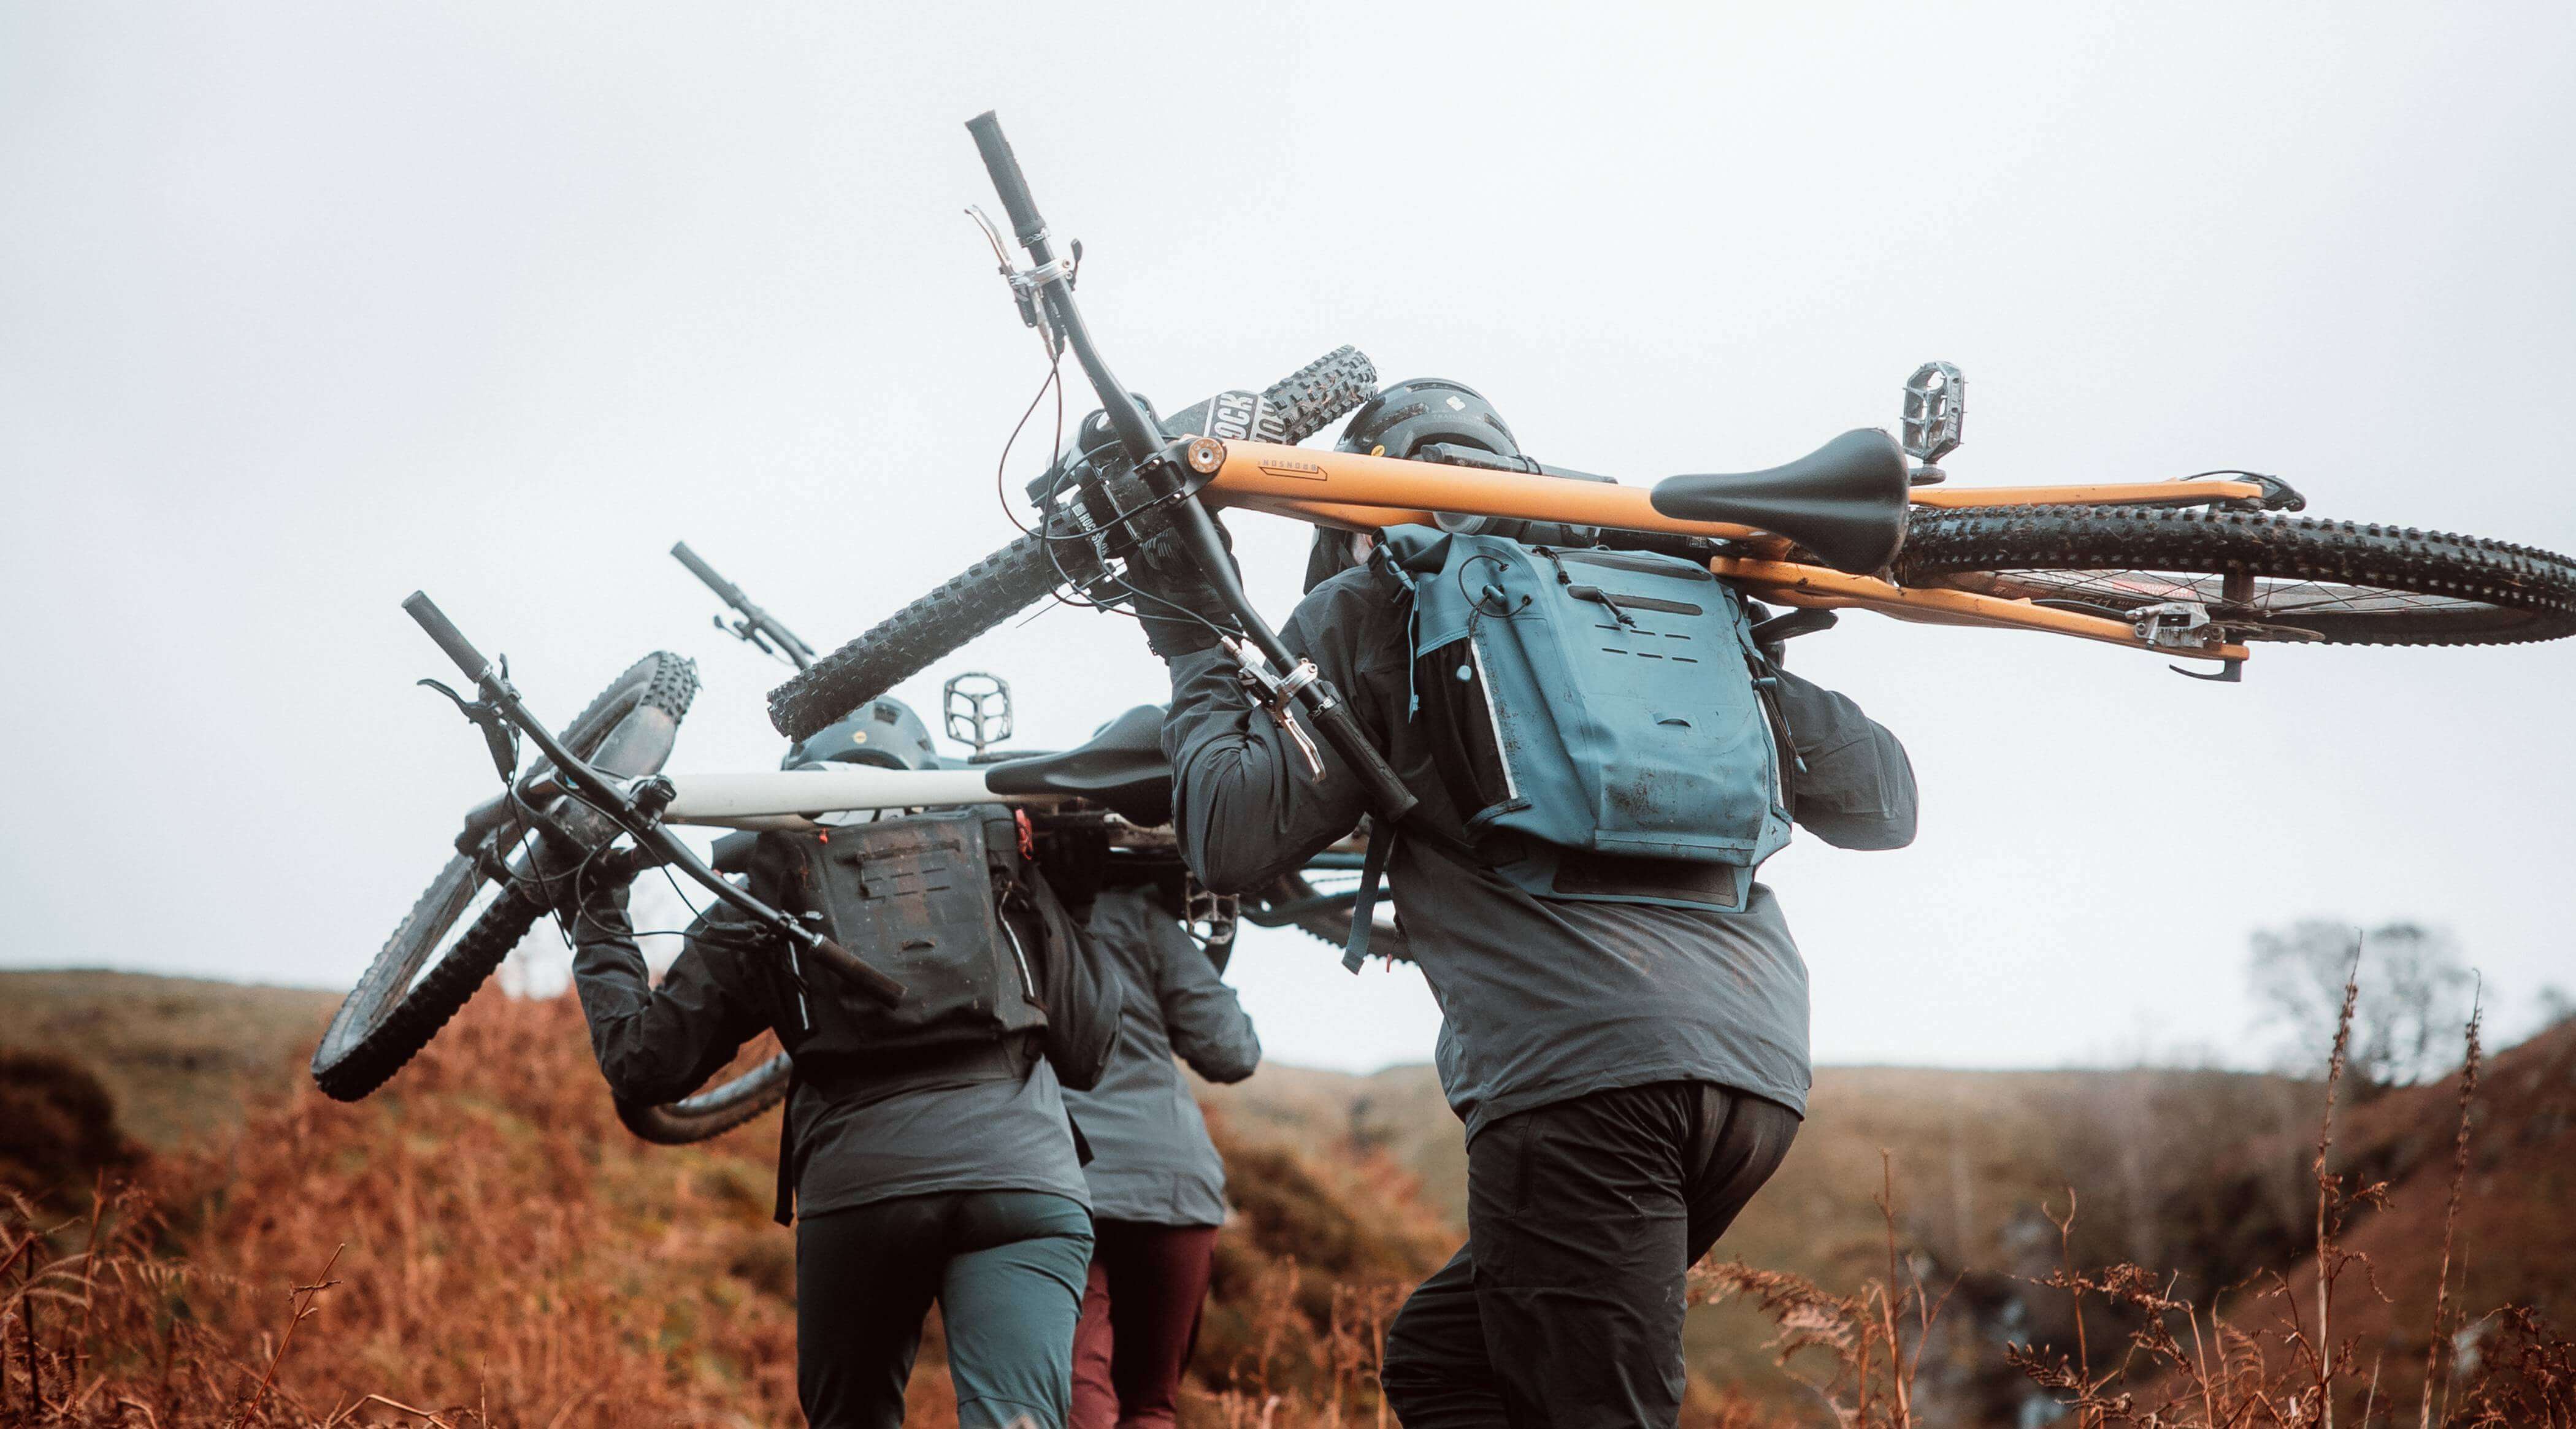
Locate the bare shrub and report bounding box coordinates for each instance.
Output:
[2252,922,2472,1095]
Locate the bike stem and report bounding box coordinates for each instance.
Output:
[965,112,1418,824]
[401,591,905,1009]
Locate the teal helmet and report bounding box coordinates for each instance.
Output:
[783,697,940,771]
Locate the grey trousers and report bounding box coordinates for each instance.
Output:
[796,1189,1095,1429]
[1380,1081,1800,1428]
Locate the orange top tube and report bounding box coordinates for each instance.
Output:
[1194,439,2264,537]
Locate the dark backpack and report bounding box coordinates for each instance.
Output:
[723,806,1121,1220]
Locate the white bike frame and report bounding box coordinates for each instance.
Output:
[654,767,1071,830]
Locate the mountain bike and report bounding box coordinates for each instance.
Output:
[318,545,1381,1145]
[762,112,2575,795]
[328,110,2574,1141]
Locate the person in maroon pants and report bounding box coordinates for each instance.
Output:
[1063,885,1262,1429]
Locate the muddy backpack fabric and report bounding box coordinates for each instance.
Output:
[738,806,1119,1086]
[730,806,1121,1222]
[1376,525,1793,914]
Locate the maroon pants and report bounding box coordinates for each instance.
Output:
[1069,1220,1221,1429]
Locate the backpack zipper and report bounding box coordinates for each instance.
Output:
[998,895,1041,1002]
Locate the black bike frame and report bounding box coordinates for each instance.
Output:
[401,591,905,1010]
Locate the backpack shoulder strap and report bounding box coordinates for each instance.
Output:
[1340,822,1398,973]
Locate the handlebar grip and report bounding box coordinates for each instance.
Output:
[403,591,493,680]
[670,542,732,597]
[965,111,1048,243]
[808,935,907,1009]
[1309,699,1420,824]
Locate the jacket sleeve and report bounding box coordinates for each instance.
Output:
[1146,913,1262,1084]
[1774,669,1919,851]
[1029,873,1124,1093]
[1160,580,1385,894]
[569,900,771,1106]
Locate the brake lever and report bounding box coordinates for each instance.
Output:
[416,675,519,783]
[404,591,906,1011]
[960,113,1417,826]
[1221,636,1326,779]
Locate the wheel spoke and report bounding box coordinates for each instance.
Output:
[1958,568,2499,620]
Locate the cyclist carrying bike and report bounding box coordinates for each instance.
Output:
[1127,383,1919,1425]
[1063,882,1260,1429]
[553,697,1119,1429]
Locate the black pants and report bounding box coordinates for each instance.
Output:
[796,1190,1095,1429]
[1381,1081,1800,1428]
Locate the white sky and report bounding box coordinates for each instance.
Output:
[4,2,2571,1073]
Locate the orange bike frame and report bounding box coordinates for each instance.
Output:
[1183,438,2259,665]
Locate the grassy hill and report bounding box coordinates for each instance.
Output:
[3,968,2569,1425]
[0,968,340,1149]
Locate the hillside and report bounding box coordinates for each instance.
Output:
[3,969,2569,1425]
[1,976,1473,1427]
[0,969,341,1148]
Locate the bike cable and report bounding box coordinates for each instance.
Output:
[986,343,1239,651]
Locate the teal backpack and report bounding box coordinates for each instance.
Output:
[1343,526,1795,964]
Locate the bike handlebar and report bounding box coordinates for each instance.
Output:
[670,542,737,603]
[960,109,1422,829]
[966,110,1047,243]
[402,591,905,1010]
[404,591,493,681]
[672,542,817,669]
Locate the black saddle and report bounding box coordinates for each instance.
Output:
[983,703,1171,826]
[1648,428,1911,574]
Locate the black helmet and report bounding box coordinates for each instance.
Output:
[1336,377,1519,464]
[783,697,940,772]
[1310,378,1587,581]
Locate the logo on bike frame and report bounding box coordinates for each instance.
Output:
[1207,390,1265,442]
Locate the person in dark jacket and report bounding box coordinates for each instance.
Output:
[1062,886,1262,1429]
[1124,385,1920,1425]
[556,699,1119,1429]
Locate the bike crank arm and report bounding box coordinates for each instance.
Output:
[402,591,904,1009]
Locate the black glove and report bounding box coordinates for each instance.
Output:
[1125,516,1241,660]
[532,830,633,938]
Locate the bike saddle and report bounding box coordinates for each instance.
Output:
[1648,429,1911,575]
[984,703,1171,826]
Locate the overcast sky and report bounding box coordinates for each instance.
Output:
[5,2,2571,1075]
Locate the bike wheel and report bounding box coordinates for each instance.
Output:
[1894,506,2576,646]
[615,1049,792,1145]
[769,347,1381,741]
[312,651,700,1101]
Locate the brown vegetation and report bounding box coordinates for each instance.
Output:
[1684,981,2576,1427]
[2,969,2570,1427]
[0,992,1470,1427]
